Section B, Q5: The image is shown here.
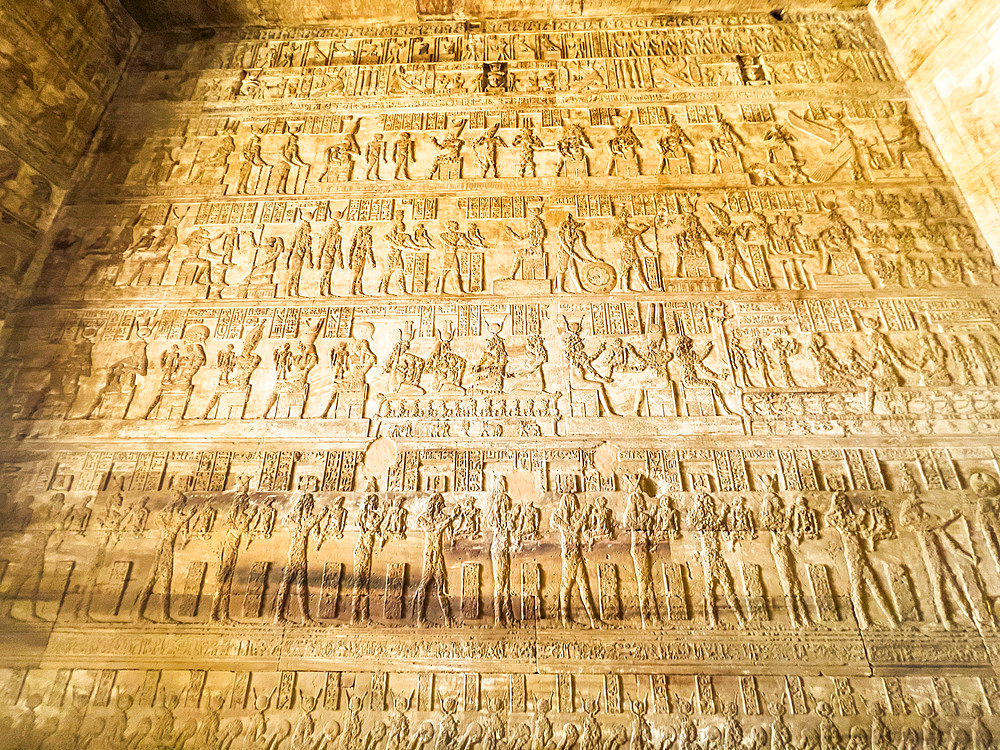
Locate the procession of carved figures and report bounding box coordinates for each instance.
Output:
[5,6,1000,747]
[2,667,1000,750]
[3,444,1000,642]
[5,296,1000,437]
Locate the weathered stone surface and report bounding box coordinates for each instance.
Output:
[3,6,1000,749]
[0,0,138,317]
[872,0,1000,267]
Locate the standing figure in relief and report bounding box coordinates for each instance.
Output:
[550,493,600,628]
[210,478,255,622]
[687,491,746,628]
[0,495,58,621]
[971,472,1000,576]
[436,221,471,295]
[351,479,385,624]
[473,124,507,178]
[555,213,599,293]
[825,491,899,629]
[487,476,515,626]
[285,215,314,297]
[513,122,544,178]
[391,132,415,180]
[411,492,460,626]
[364,133,387,180]
[317,211,343,297]
[348,224,376,295]
[273,490,331,624]
[612,209,653,292]
[135,490,193,624]
[380,211,413,295]
[899,492,991,631]
[760,476,812,629]
[622,476,661,628]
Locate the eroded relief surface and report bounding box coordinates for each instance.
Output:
[0,0,139,312]
[3,10,1000,749]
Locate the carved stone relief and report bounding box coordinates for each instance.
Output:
[2,8,1000,747]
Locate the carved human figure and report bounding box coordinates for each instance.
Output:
[687,490,746,628]
[760,476,812,629]
[380,211,413,295]
[707,119,745,174]
[970,472,1000,576]
[622,475,661,628]
[606,112,641,177]
[504,206,547,281]
[411,492,459,626]
[707,205,756,291]
[427,130,464,180]
[274,490,331,624]
[0,495,59,620]
[260,325,320,419]
[437,220,471,294]
[555,122,591,177]
[899,492,991,631]
[210,478,255,622]
[351,479,385,624]
[912,315,953,386]
[73,482,145,620]
[348,225,376,295]
[135,489,193,623]
[391,132,415,180]
[316,213,344,297]
[806,333,856,390]
[272,131,310,194]
[473,124,507,178]
[656,116,694,174]
[236,128,270,195]
[143,325,209,419]
[825,491,899,629]
[487,476,515,626]
[79,339,148,419]
[530,698,554,750]
[470,322,508,393]
[323,323,377,419]
[555,213,598,293]
[384,323,426,394]
[612,209,652,292]
[199,323,264,420]
[672,333,738,417]
[550,493,600,628]
[364,133,387,180]
[513,123,543,177]
[427,324,467,394]
[286,215,315,297]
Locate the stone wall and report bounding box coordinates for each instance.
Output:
[872,0,1000,261]
[4,9,1000,748]
[0,0,138,315]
